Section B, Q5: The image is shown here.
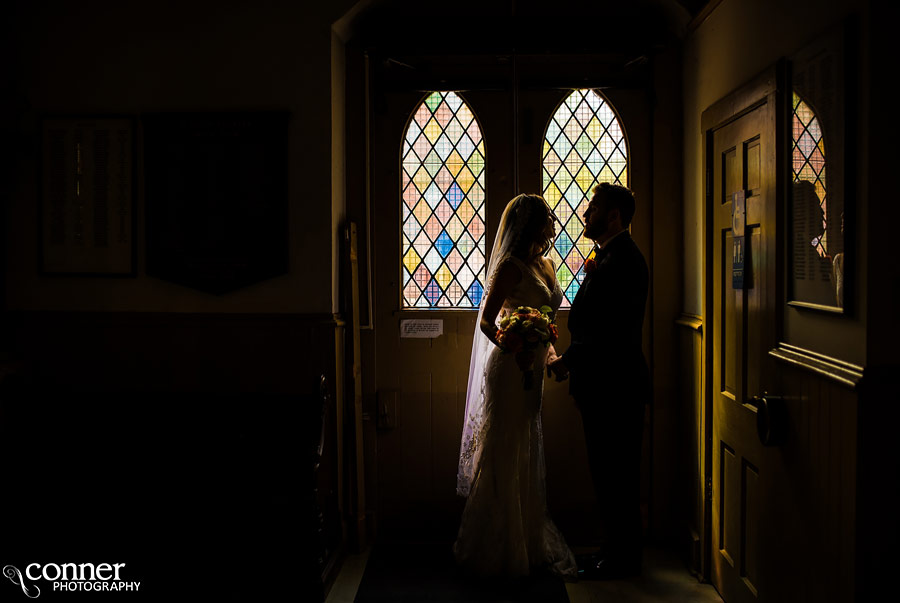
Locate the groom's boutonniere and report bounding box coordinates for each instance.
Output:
[583,256,598,274]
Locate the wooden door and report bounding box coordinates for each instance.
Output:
[372,87,515,538]
[709,94,779,602]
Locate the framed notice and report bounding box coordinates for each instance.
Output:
[40,116,136,275]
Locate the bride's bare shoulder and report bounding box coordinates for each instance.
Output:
[538,256,556,278]
[494,258,524,282]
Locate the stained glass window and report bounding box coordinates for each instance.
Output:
[542,89,628,307]
[401,91,486,308]
[792,92,828,257]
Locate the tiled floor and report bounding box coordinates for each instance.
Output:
[565,547,723,603]
[326,545,723,603]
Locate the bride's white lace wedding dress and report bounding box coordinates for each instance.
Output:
[454,255,577,579]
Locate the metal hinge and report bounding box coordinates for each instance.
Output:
[705,476,713,502]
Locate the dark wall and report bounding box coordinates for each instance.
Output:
[2,0,357,316]
[0,313,344,599]
[1,2,361,596]
[0,386,332,599]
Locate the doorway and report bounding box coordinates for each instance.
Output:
[368,54,653,541]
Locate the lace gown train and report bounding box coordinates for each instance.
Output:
[454,257,577,579]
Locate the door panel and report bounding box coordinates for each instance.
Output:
[373,87,514,537]
[710,101,775,603]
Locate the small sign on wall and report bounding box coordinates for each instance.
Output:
[732,190,747,289]
[400,319,443,338]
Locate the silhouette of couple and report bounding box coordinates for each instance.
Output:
[454,183,650,581]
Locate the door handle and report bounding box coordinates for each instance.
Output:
[749,394,787,446]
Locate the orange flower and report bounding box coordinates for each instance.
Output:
[548,323,559,344]
[584,257,598,274]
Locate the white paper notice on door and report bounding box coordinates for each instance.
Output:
[400,319,443,338]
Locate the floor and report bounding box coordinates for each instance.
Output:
[326,545,724,603]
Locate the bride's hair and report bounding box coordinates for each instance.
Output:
[508,194,553,260]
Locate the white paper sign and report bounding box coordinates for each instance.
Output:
[400,319,443,338]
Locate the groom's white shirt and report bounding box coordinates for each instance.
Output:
[596,228,627,251]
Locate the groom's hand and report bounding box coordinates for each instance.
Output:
[546,353,558,377]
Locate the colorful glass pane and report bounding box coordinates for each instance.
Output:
[792,92,828,257]
[401,91,487,308]
[543,89,628,307]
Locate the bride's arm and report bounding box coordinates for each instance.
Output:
[547,343,559,360]
[480,261,522,346]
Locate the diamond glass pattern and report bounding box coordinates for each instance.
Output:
[792,92,828,257]
[543,90,628,307]
[401,92,487,308]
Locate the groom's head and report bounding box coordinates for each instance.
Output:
[583,183,635,242]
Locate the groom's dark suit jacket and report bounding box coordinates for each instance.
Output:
[561,231,650,402]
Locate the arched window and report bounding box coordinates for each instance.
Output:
[792,92,828,257]
[542,89,628,307]
[401,91,486,308]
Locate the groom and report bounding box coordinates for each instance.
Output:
[548,182,650,579]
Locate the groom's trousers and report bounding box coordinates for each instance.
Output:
[576,389,645,561]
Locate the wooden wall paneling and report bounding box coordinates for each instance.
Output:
[7,311,340,393]
[775,370,797,602]
[826,380,840,601]
[806,368,818,602]
[348,223,368,551]
[822,376,835,603]
[676,314,704,574]
[839,381,856,603]
[326,317,348,592]
[768,352,859,602]
[2,312,348,600]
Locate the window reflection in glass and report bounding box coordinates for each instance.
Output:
[791,92,843,308]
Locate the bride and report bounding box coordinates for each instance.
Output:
[454,193,577,580]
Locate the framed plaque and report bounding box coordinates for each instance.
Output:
[40,116,136,275]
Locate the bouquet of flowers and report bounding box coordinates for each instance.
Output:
[495,305,559,390]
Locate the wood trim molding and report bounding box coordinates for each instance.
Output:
[700,61,783,134]
[687,0,727,34]
[769,342,864,389]
[676,313,703,332]
[6,310,341,326]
